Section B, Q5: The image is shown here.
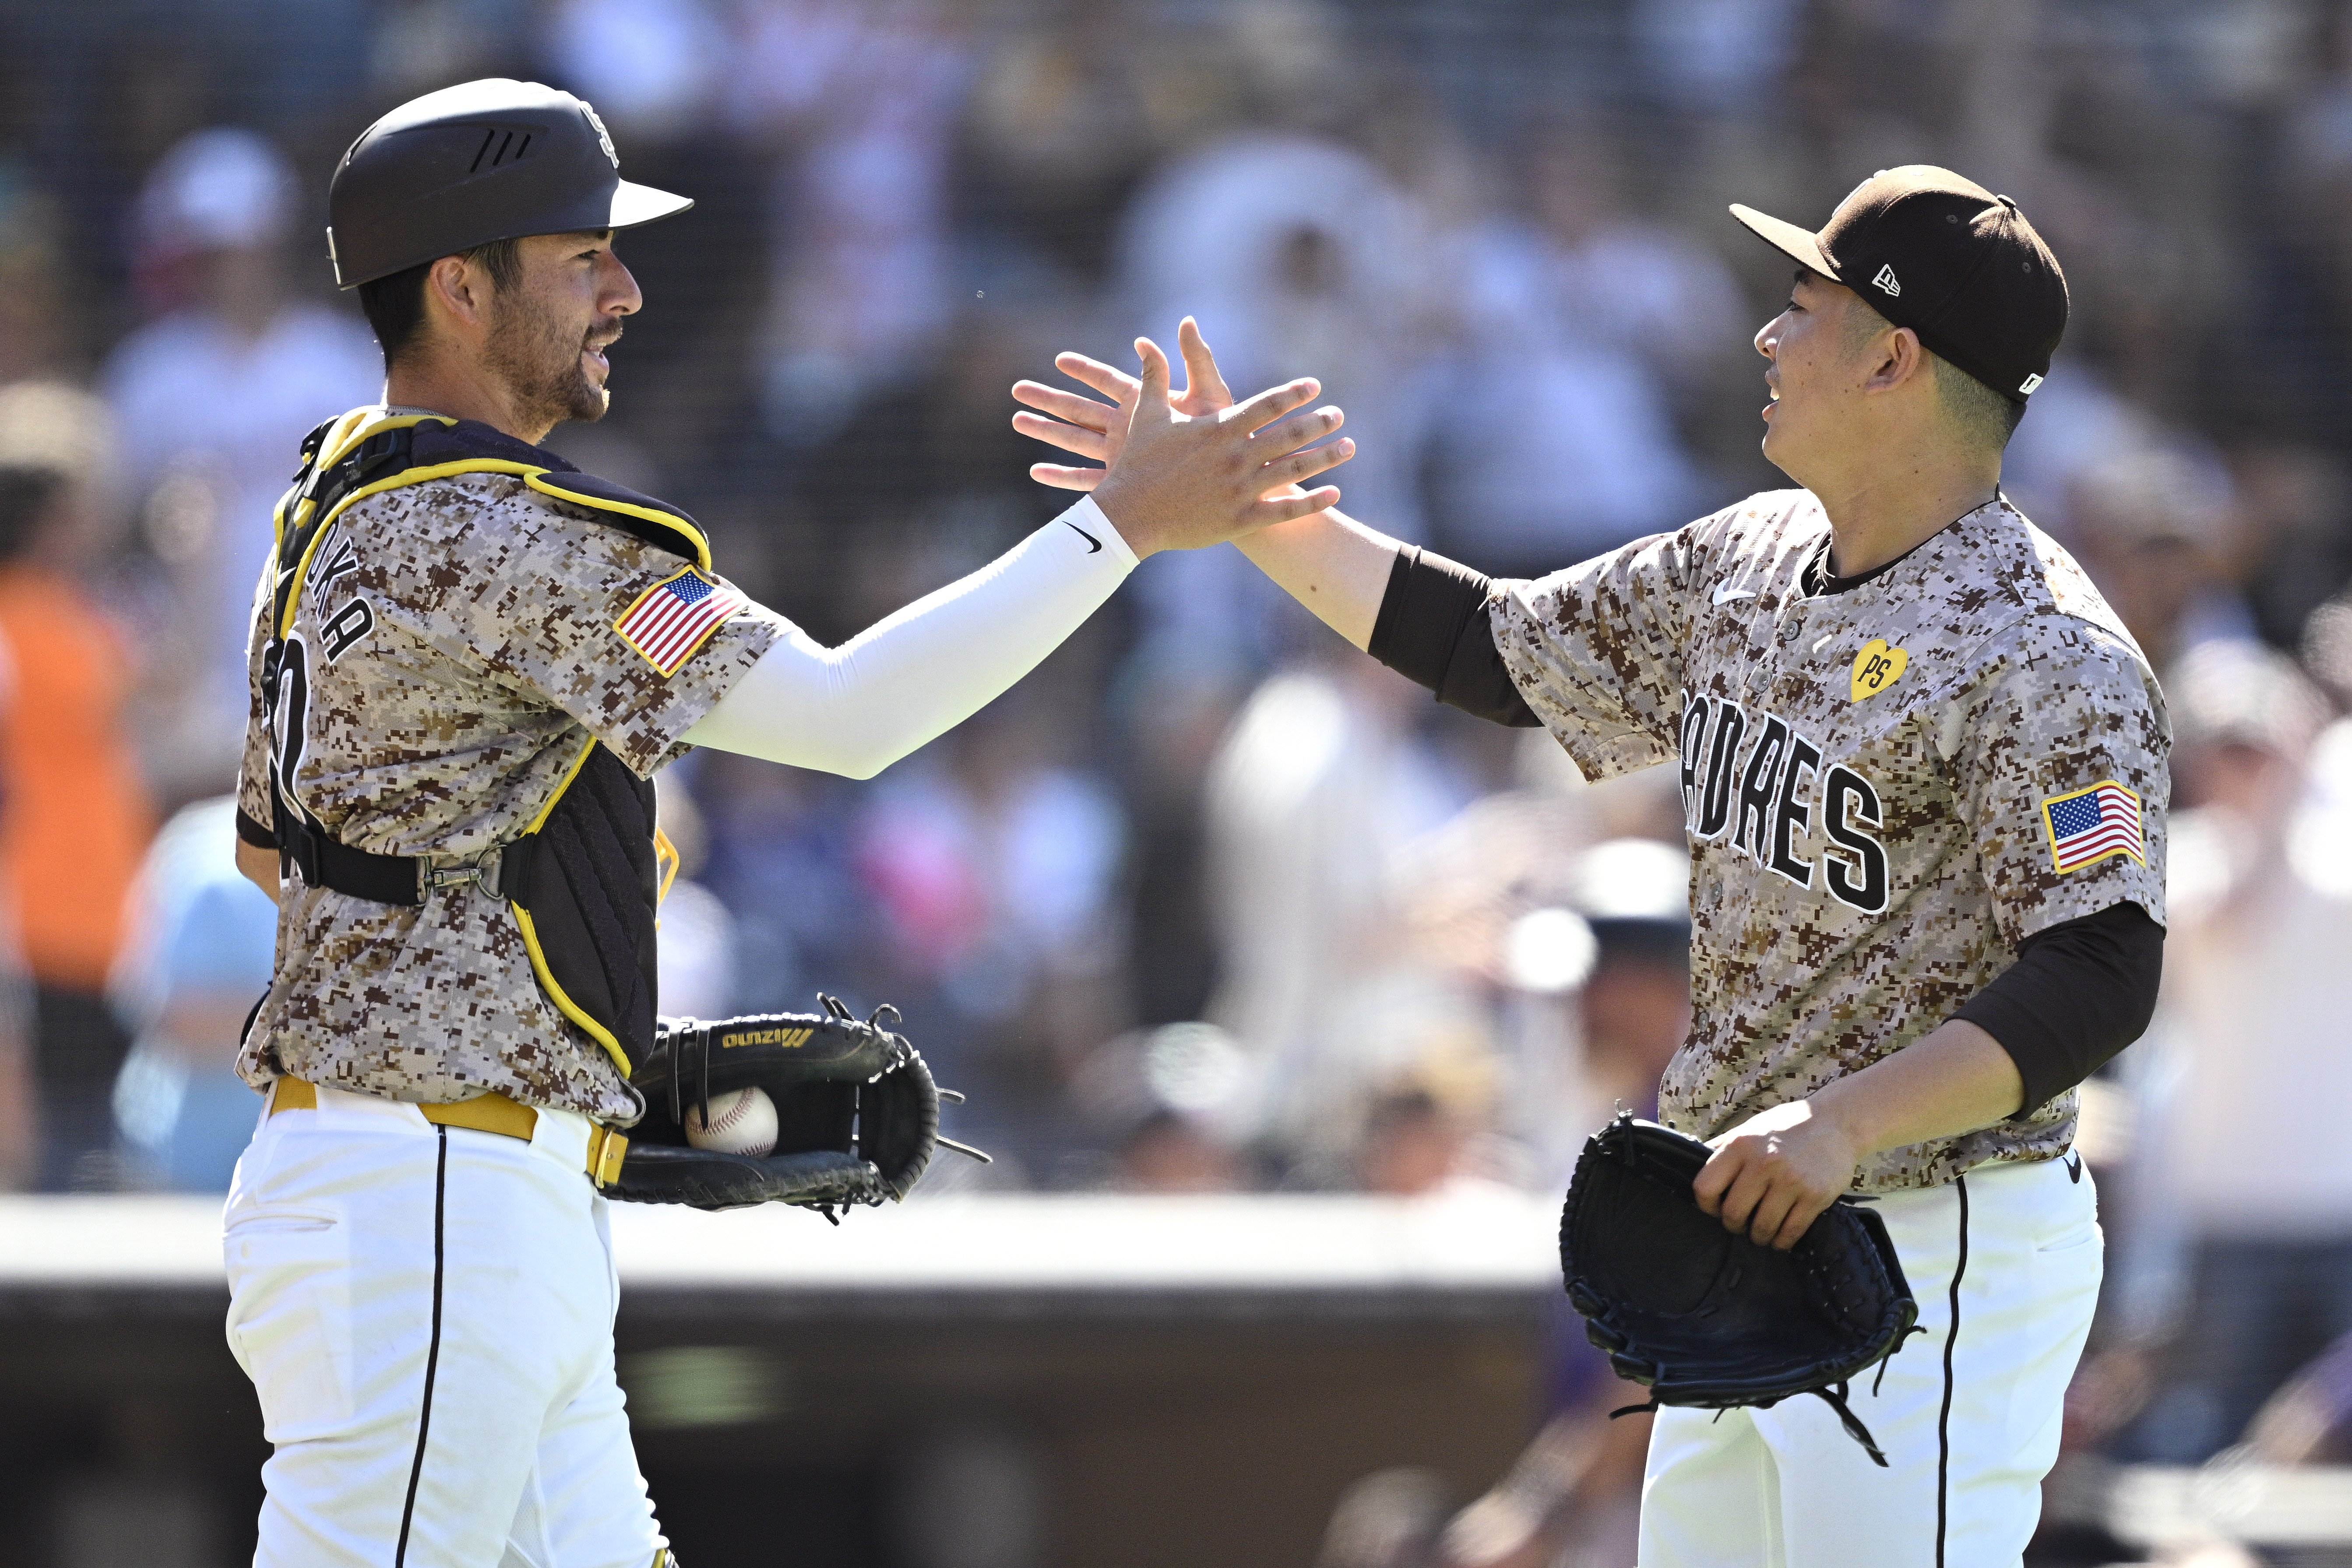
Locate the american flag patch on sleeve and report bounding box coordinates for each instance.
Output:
[2041,780,2144,873]
[613,567,746,676]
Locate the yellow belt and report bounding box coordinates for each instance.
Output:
[271,1076,627,1187]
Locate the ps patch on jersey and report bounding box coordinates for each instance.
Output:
[2042,781,2144,872]
[1849,638,1907,700]
[614,566,747,676]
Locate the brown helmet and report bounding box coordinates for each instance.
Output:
[326,78,690,289]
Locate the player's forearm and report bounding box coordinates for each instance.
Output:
[683,498,1134,778]
[1231,506,1398,649]
[1808,1018,2025,1160]
[235,835,282,907]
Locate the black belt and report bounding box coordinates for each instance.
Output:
[282,818,539,907]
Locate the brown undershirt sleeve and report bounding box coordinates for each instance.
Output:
[1366,546,1539,727]
[1953,900,2164,1118]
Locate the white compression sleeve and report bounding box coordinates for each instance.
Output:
[682,497,1136,778]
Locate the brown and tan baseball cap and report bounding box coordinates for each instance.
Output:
[1731,166,2066,404]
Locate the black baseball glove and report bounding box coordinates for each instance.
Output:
[1558,1114,1922,1464]
[611,996,985,1216]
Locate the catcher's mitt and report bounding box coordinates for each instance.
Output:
[612,995,986,1216]
[1558,1114,1921,1465]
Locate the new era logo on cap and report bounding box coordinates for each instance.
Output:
[1871,263,1901,297]
[2018,373,2044,395]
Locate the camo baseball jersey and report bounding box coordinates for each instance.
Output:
[235,443,782,1122]
[1492,490,2168,1192]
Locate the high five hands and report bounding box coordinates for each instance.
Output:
[1011,317,1354,558]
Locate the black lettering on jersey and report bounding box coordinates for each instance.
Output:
[1821,765,1889,912]
[1733,715,1789,861]
[305,524,359,616]
[1678,694,1711,829]
[269,634,311,828]
[1769,734,1822,888]
[319,594,375,664]
[1695,701,1746,841]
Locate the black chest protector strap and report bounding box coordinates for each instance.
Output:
[262,411,715,1076]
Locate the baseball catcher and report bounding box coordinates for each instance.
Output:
[615,997,988,1216]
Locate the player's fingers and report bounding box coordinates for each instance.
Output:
[1745,1183,1802,1249]
[1229,376,1323,432]
[1011,381,1115,431]
[1011,410,1110,460]
[1136,337,1173,406]
[1711,1163,1769,1234]
[1177,316,1234,405]
[1692,1148,1738,1216]
[1767,1196,1829,1252]
[1250,404,1346,456]
[1250,485,1341,526]
[1028,462,1105,492]
[1055,351,1141,405]
[1261,438,1355,489]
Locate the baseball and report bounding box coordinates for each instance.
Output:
[683,1087,778,1157]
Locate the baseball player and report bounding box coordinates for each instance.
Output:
[223,79,1349,1568]
[1016,167,2166,1564]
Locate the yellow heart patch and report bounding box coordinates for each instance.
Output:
[1850,638,1908,701]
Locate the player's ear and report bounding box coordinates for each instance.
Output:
[1869,326,1928,395]
[424,254,493,337]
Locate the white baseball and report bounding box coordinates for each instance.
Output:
[684,1086,778,1157]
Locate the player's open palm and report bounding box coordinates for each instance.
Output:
[1010,317,1352,557]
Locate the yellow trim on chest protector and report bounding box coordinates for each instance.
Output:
[270,412,713,638]
[510,735,638,1078]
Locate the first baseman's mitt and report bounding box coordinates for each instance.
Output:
[613,996,986,1216]
[1558,1114,1921,1464]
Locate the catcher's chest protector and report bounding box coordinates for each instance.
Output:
[263,413,708,1077]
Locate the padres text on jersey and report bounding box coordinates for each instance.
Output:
[1492,491,2169,1193]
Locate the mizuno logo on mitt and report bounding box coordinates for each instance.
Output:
[722,1027,813,1049]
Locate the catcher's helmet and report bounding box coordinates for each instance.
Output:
[326,78,692,289]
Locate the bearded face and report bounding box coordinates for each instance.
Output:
[484,277,620,431]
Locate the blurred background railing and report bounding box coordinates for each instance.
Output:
[4,1,2352,1564]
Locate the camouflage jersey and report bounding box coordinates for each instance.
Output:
[1492,490,2169,1192]
[234,409,781,1123]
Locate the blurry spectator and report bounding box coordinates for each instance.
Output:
[854,686,1127,1161]
[1203,652,1465,1160]
[542,0,722,140]
[959,0,1223,286]
[1115,129,1448,664]
[0,383,155,1189]
[109,797,274,1192]
[2242,1327,2352,1465]
[725,0,972,443]
[2120,643,2349,1462]
[102,127,381,803]
[652,773,739,1019]
[0,184,82,387]
[2066,447,2257,675]
[1434,125,1720,571]
[1317,1467,1451,1568]
[1422,848,1691,1568]
[1064,1021,1253,1193]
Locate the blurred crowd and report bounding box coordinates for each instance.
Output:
[8,0,2352,1563]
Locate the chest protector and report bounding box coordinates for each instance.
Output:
[263,411,714,1079]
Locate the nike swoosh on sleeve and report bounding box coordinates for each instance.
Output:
[1711,583,1757,605]
[1064,519,1102,554]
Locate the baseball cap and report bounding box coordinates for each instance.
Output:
[327,78,692,289]
[137,128,296,256]
[1730,166,2066,404]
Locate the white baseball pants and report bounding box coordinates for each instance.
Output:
[223,1080,670,1568]
[1637,1155,2102,1568]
